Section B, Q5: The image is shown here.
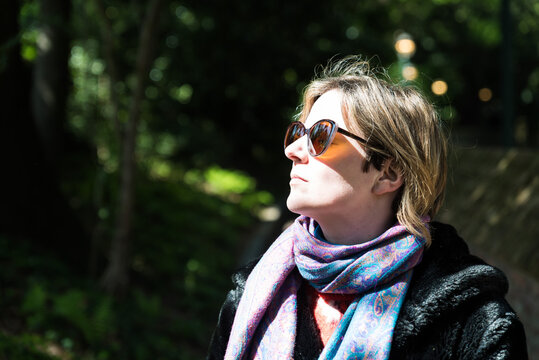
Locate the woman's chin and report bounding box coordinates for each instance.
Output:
[286,197,317,218]
[286,197,304,215]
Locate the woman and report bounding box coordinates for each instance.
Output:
[208,57,527,359]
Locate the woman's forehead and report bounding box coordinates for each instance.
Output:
[304,90,347,129]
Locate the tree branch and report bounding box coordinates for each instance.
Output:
[101,0,164,296]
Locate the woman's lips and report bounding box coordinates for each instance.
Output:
[290,173,307,183]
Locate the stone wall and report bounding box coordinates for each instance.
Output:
[438,147,539,278]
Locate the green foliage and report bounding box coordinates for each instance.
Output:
[0,332,57,360]
[21,284,48,330]
[53,290,115,347]
[21,284,116,348]
[2,159,264,358]
[169,84,193,104]
[18,0,40,62]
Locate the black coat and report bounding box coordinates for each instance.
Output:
[208,222,528,359]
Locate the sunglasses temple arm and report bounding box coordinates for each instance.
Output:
[337,128,368,145]
[337,128,389,157]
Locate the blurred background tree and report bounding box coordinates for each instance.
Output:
[1,0,537,358]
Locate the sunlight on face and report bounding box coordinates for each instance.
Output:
[285,90,379,222]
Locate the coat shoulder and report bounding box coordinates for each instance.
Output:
[390,222,528,359]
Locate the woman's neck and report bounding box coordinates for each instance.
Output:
[314,207,396,245]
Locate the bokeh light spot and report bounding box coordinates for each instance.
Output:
[346,26,359,40]
[431,80,448,96]
[402,65,418,80]
[478,88,492,102]
[395,38,416,57]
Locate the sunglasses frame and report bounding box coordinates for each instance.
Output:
[284,119,375,157]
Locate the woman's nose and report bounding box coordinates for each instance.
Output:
[284,135,309,163]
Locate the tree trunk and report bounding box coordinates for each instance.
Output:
[0,0,88,273]
[101,0,164,295]
[32,0,71,168]
[93,0,122,140]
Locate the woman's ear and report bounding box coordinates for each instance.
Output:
[373,159,403,195]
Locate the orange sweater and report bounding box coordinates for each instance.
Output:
[305,284,356,345]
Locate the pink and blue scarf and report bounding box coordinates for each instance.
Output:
[225,216,426,360]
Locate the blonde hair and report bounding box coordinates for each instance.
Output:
[297,56,448,245]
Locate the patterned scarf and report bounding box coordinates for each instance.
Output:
[225,216,426,360]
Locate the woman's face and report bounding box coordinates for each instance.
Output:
[285,90,380,222]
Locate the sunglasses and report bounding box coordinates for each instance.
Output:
[284,119,379,157]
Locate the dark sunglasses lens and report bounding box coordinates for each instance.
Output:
[309,121,333,155]
[284,122,305,148]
